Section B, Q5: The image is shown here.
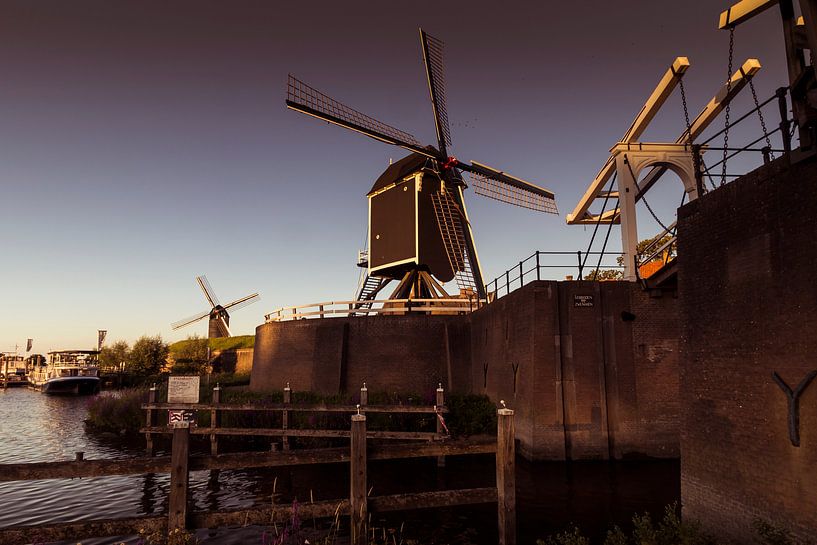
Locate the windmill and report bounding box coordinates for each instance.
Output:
[286,29,558,303]
[171,276,260,338]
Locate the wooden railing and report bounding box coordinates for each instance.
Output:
[0,400,517,545]
[264,297,486,322]
[143,383,451,456]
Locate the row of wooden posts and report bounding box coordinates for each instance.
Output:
[144,382,451,456]
[0,383,517,545]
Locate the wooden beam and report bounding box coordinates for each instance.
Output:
[0,439,497,482]
[350,414,367,545]
[567,57,689,224]
[142,402,447,414]
[0,516,167,545]
[637,59,762,197]
[719,0,778,28]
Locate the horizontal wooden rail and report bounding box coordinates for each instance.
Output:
[0,438,496,482]
[142,402,448,414]
[0,488,498,545]
[141,426,445,441]
[265,297,487,322]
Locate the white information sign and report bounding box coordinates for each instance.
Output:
[167,376,200,404]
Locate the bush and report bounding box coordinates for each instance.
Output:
[85,389,146,433]
[445,394,497,437]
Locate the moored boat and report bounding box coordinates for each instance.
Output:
[1,354,28,387]
[29,350,101,395]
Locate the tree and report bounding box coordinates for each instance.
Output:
[584,234,677,281]
[127,335,169,376]
[170,335,209,374]
[99,340,130,372]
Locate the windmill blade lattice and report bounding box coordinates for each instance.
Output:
[421,30,452,152]
[286,75,427,153]
[431,191,478,294]
[469,171,559,214]
[171,310,211,331]
[197,275,220,307]
[223,293,260,312]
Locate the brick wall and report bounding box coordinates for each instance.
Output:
[677,154,817,542]
[251,280,680,461]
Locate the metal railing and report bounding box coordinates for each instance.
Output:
[486,250,624,299]
[695,86,792,190]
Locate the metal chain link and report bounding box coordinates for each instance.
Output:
[679,78,692,141]
[748,77,774,160]
[721,28,735,186]
[624,154,674,235]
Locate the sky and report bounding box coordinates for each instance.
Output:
[1,0,789,352]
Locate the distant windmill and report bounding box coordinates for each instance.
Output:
[286,29,558,303]
[171,276,260,338]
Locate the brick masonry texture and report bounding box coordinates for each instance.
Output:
[677,154,817,542]
[251,280,679,461]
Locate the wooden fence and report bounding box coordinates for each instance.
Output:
[264,297,486,322]
[0,387,517,545]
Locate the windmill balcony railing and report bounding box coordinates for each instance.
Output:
[265,297,487,322]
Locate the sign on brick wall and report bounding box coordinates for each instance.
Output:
[574,295,594,307]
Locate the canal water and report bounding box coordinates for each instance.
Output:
[0,388,680,544]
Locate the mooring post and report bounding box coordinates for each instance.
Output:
[360,382,368,406]
[145,383,157,456]
[350,411,367,545]
[436,384,446,467]
[210,384,221,456]
[496,406,516,545]
[169,422,190,531]
[282,382,291,451]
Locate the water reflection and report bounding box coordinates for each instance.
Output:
[0,388,679,545]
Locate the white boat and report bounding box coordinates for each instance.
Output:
[0,354,28,387]
[29,350,101,395]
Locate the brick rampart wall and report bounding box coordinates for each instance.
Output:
[251,280,679,461]
[677,155,817,542]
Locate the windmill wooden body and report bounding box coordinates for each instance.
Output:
[171,276,260,338]
[287,30,558,303]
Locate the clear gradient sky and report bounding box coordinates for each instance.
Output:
[1,1,786,352]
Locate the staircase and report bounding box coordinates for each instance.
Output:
[354,275,387,312]
[431,190,478,294]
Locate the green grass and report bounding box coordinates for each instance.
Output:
[168,335,255,357]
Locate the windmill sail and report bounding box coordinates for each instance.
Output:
[171,310,211,330]
[421,30,452,155]
[466,162,558,214]
[431,190,478,294]
[286,75,432,156]
[197,275,220,307]
[223,293,260,312]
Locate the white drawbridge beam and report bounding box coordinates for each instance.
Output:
[569,59,762,225]
[566,57,689,225]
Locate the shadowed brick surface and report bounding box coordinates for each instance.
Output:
[677,155,817,542]
[251,280,679,461]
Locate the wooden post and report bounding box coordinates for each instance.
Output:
[496,407,516,545]
[210,384,221,456]
[145,384,157,456]
[75,451,84,461]
[350,412,367,545]
[169,422,190,531]
[282,382,291,451]
[436,384,446,467]
[360,382,368,406]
